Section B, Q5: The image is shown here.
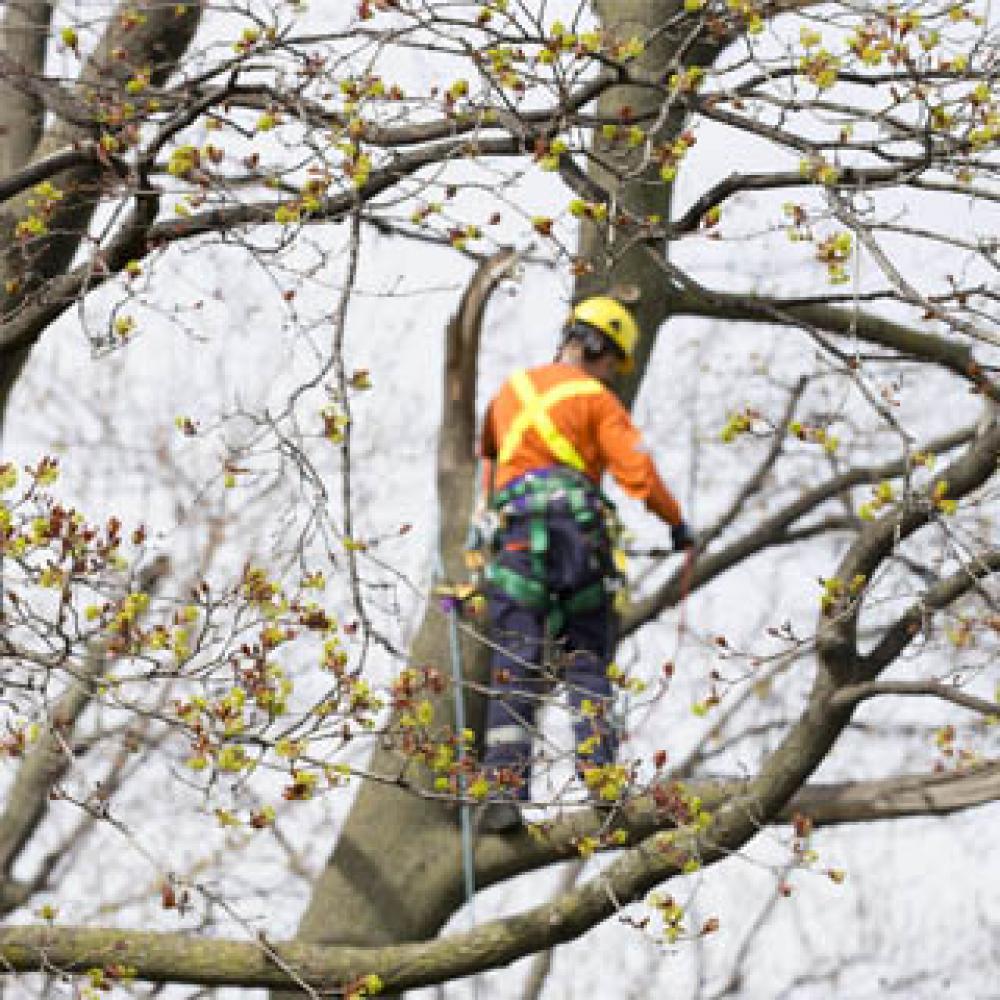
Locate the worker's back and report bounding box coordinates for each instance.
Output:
[483,362,609,490]
[482,362,683,527]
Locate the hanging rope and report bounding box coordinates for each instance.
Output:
[433,506,482,1000]
[446,595,477,913]
[434,548,477,929]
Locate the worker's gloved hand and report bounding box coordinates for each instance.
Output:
[670,521,696,552]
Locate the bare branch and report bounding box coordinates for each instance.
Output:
[831,679,1000,716]
[787,761,1000,825]
[440,248,520,483]
[0,136,524,359]
[0,48,95,137]
[0,2,205,417]
[0,650,108,884]
[661,261,990,397]
[856,550,1000,676]
[3,764,998,991]
[819,418,1000,674]
[0,556,170,912]
[624,425,976,634]
[667,164,936,237]
[521,861,585,1000]
[0,143,105,205]
[699,376,808,550]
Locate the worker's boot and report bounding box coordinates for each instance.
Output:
[477,800,523,835]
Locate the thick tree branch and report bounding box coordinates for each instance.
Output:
[521,861,585,1000]
[285,250,516,971]
[309,413,1000,988]
[2,755,996,992]
[0,1,205,420]
[1,753,995,992]
[778,515,857,544]
[0,3,55,176]
[660,261,989,395]
[666,163,934,237]
[475,757,1000,882]
[440,248,520,499]
[0,135,525,359]
[785,760,1000,824]
[0,143,107,205]
[0,556,171,915]
[209,71,616,150]
[0,654,100,883]
[0,48,96,136]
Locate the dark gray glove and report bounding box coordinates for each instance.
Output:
[670,521,695,552]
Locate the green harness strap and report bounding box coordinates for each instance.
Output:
[493,469,604,582]
[486,468,611,636]
[485,562,605,637]
[485,562,547,609]
[492,473,606,518]
[529,517,547,579]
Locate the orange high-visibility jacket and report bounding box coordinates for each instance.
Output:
[481,362,684,527]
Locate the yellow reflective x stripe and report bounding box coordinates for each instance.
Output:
[498,369,604,471]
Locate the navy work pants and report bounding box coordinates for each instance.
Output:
[482,510,617,802]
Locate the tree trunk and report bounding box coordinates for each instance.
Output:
[0,2,54,431]
[284,2,717,973]
[578,1,723,406]
[0,3,53,180]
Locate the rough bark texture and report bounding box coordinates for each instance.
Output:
[2,757,999,992]
[0,1,54,433]
[578,0,722,406]
[0,3,54,181]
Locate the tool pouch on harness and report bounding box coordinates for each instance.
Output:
[484,468,620,637]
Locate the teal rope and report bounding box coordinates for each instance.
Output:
[433,539,478,955]
[446,600,477,913]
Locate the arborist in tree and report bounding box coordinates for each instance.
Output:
[476,296,695,834]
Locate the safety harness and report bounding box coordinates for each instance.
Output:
[485,369,619,636]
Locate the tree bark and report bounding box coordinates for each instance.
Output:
[283,0,724,971]
[0,1,54,436]
[0,3,53,180]
[577,1,722,406]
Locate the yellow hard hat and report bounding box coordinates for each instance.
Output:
[570,296,640,373]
